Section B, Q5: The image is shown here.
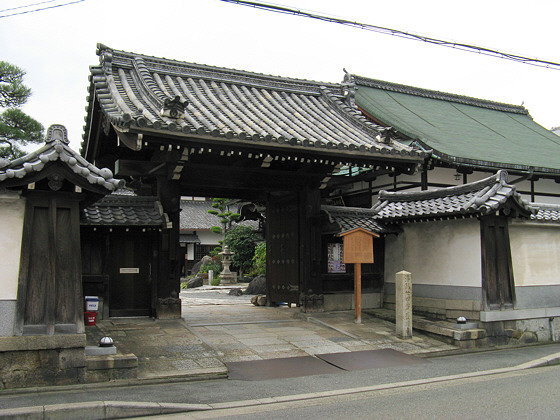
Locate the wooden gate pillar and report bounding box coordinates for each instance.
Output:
[156,177,182,319]
[299,188,323,312]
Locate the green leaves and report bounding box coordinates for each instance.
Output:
[0,61,31,108]
[0,61,44,159]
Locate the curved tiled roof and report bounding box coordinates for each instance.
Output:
[530,203,560,223]
[0,124,123,192]
[321,205,396,235]
[81,190,165,226]
[371,170,535,221]
[82,44,425,161]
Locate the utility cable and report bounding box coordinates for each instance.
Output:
[0,0,85,18]
[220,0,560,70]
[0,0,58,13]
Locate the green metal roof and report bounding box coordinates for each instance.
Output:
[353,76,560,174]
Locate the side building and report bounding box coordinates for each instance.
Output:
[326,75,560,207]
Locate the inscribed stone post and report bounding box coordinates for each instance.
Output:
[396,271,413,338]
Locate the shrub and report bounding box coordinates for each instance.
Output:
[251,242,266,276]
[200,259,222,275]
[224,226,256,276]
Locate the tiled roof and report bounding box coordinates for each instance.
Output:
[371,170,535,222]
[81,191,165,226]
[82,44,425,161]
[180,199,258,231]
[353,75,560,174]
[321,205,397,235]
[179,233,201,244]
[0,125,123,192]
[530,203,560,223]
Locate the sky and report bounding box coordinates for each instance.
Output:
[1,0,559,152]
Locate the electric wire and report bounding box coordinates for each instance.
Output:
[220,0,560,70]
[0,0,85,18]
[0,0,58,13]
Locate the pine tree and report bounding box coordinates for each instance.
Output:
[0,61,44,159]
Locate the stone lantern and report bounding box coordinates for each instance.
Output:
[219,245,236,284]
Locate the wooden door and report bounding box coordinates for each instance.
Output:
[109,232,152,317]
[481,215,515,310]
[267,192,300,305]
[15,194,83,335]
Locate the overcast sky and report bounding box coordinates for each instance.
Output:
[1,0,559,152]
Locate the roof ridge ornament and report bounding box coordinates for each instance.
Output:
[341,70,356,108]
[161,95,188,119]
[46,124,70,145]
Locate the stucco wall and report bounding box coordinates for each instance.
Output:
[197,230,223,246]
[385,218,481,288]
[0,193,25,300]
[510,222,560,287]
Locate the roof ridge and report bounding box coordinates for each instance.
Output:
[96,44,339,95]
[377,171,506,202]
[352,75,529,115]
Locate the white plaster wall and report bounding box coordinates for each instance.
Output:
[385,218,481,287]
[510,222,560,286]
[0,193,25,300]
[515,178,560,205]
[197,230,223,246]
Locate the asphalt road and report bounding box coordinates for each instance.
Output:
[171,365,560,419]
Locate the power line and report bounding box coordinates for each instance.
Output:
[0,0,85,19]
[220,0,560,71]
[0,0,58,13]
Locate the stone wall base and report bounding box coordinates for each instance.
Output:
[323,292,383,312]
[156,297,181,319]
[384,294,481,321]
[0,335,86,389]
[85,354,138,383]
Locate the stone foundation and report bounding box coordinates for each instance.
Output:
[384,294,481,321]
[156,297,181,319]
[0,335,86,389]
[323,292,383,311]
[85,354,138,383]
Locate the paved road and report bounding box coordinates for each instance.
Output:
[1,344,559,412]
[168,365,560,419]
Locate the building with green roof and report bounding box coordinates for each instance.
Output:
[329,75,560,206]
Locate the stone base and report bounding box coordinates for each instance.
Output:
[85,345,117,356]
[156,297,181,319]
[85,353,138,383]
[219,273,237,285]
[323,292,383,311]
[0,334,86,389]
[300,294,324,313]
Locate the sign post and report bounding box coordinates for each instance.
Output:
[340,228,379,324]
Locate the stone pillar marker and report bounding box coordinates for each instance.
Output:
[395,270,413,338]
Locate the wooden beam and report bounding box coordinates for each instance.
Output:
[115,160,167,177]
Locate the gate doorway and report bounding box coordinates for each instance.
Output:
[109,232,154,317]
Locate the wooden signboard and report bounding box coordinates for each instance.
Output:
[340,228,379,323]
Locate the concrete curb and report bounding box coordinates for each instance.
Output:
[0,368,227,396]
[2,352,559,419]
[0,401,211,420]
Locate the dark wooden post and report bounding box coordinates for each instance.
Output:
[156,176,182,319]
[340,228,378,323]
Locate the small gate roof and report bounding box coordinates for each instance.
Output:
[321,205,397,235]
[371,170,535,222]
[81,190,166,227]
[353,75,560,175]
[83,45,425,163]
[530,203,560,224]
[0,124,123,194]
